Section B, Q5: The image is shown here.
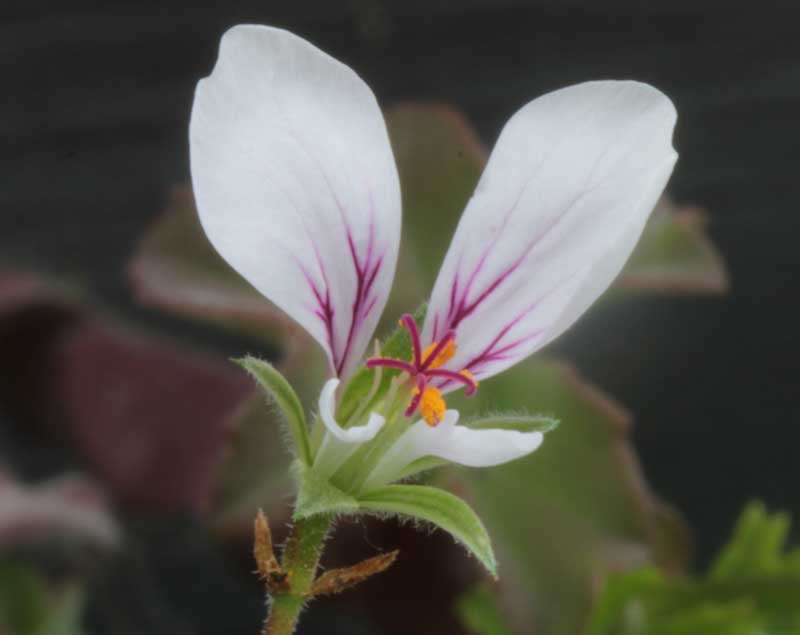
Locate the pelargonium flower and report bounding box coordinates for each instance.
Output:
[190,24,676,575]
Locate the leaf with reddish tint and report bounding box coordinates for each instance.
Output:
[445,357,691,635]
[0,270,256,515]
[49,320,255,513]
[0,468,119,549]
[619,198,729,294]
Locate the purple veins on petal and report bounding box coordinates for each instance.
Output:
[337,217,384,376]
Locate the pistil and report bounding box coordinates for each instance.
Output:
[366,314,478,425]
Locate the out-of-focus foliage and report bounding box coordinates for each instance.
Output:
[0,563,85,635]
[457,583,512,635]
[587,502,800,635]
[619,198,728,294]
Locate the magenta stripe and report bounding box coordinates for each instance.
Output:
[404,375,427,417]
[366,358,417,375]
[426,369,477,396]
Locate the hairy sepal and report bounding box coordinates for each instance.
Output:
[235,356,313,465]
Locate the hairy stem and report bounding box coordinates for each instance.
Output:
[264,514,332,635]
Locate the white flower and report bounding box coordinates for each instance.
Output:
[190,25,677,486]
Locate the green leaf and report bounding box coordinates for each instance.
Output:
[293,461,360,520]
[235,356,312,466]
[457,583,512,635]
[358,484,497,577]
[0,562,48,634]
[38,586,86,635]
[0,562,86,635]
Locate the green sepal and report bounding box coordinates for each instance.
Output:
[337,303,427,423]
[464,413,560,434]
[293,461,359,520]
[234,356,312,466]
[358,484,497,577]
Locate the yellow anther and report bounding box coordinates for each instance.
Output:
[420,339,456,369]
[418,386,446,426]
[460,369,478,386]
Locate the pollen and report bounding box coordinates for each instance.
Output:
[421,339,456,369]
[418,386,446,426]
[460,369,477,384]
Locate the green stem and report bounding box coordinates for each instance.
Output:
[264,514,332,635]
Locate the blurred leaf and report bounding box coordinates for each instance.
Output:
[619,198,729,294]
[447,357,690,635]
[588,502,800,635]
[385,103,486,290]
[0,469,119,550]
[359,484,497,577]
[0,270,255,514]
[457,582,512,635]
[0,562,48,634]
[710,501,800,579]
[0,562,85,635]
[50,320,253,513]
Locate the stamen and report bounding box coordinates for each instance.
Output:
[404,375,427,417]
[419,330,456,371]
[366,358,417,374]
[418,386,445,426]
[426,368,478,396]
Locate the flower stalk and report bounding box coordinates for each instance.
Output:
[260,513,332,635]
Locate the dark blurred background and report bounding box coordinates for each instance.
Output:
[2,0,799,625]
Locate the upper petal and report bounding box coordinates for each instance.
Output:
[362,410,542,490]
[421,81,677,384]
[190,25,401,379]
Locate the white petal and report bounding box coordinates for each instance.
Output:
[422,81,677,385]
[318,378,384,443]
[362,410,542,490]
[313,378,385,479]
[190,25,401,379]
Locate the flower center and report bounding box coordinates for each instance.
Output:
[365,314,478,426]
